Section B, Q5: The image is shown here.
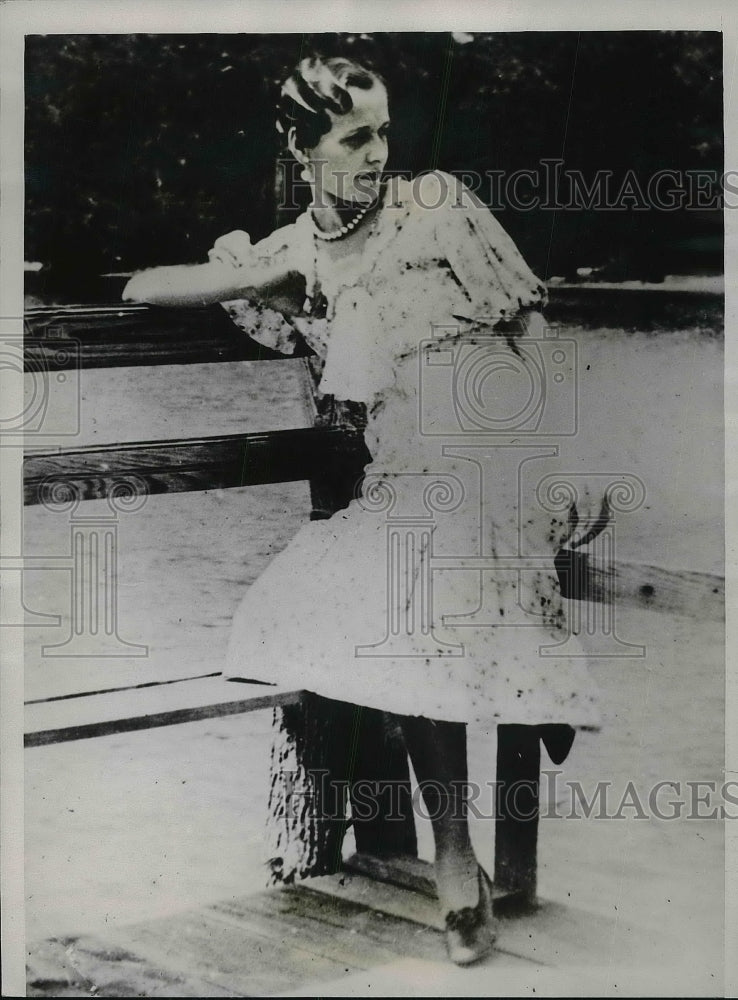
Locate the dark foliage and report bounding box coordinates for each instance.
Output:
[25,31,723,299]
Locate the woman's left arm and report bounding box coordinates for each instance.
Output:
[429,171,611,547]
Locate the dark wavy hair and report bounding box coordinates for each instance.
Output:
[276,55,386,151]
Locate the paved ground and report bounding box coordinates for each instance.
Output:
[23,604,726,996]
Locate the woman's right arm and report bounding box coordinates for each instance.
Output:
[122,260,258,308]
[122,227,304,311]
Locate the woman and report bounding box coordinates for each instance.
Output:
[124,54,605,966]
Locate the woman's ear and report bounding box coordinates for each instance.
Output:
[287,126,309,167]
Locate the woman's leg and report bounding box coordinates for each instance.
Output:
[398,715,479,914]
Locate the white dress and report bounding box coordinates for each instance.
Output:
[220,171,601,728]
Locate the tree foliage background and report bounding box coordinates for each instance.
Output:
[25,31,723,298]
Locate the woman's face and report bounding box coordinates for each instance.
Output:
[306,80,390,206]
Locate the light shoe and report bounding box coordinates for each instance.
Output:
[444,866,498,966]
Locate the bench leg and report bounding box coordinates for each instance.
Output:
[266,695,416,884]
[267,694,354,883]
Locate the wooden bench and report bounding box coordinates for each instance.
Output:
[21,296,721,912]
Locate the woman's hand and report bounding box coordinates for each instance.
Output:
[208,228,306,315]
[207,230,254,269]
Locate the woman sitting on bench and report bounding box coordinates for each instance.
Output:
[124,52,607,966]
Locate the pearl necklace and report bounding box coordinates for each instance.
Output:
[310,200,375,241]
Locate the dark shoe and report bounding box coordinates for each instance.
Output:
[444,867,498,966]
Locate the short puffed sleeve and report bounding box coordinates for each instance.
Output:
[421,174,609,541]
[211,216,316,356]
[424,171,547,327]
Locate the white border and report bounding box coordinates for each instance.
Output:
[1,2,735,996]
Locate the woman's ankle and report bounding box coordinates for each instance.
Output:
[435,856,480,915]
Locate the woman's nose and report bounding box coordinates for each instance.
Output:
[365,137,386,166]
